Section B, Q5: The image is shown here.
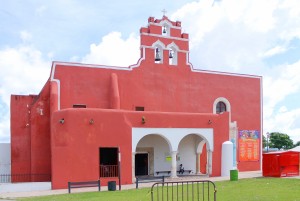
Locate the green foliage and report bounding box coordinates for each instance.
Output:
[18,178,300,201]
[269,132,293,150]
[294,141,300,147]
[262,134,267,148]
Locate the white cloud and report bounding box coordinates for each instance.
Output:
[0,41,51,142]
[171,0,300,142]
[81,32,140,67]
[261,46,287,58]
[20,31,32,43]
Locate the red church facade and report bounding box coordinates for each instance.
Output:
[11,16,262,189]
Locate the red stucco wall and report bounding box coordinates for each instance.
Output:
[50,109,229,189]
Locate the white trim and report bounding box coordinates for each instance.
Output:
[213,97,231,114]
[51,79,61,110]
[148,21,182,30]
[132,128,214,152]
[141,32,189,41]
[141,45,188,53]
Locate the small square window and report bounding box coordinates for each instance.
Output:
[73,104,87,108]
[135,106,144,111]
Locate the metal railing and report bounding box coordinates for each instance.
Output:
[136,176,165,189]
[0,174,51,183]
[99,165,119,177]
[151,180,217,201]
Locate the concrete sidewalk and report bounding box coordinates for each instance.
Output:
[0,171,262,200]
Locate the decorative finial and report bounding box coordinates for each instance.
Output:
[162,9,167,16]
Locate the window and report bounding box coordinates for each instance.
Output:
[135,106,144,111]
[73,104,86,108]
[216,101,226,114]
[154,47,163,63]
[162,26,167,35]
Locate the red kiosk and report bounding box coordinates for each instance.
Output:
[263,150,300,177]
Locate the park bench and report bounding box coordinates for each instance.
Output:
[155,170,171,175]
[177,169,192,174]
[68,180,101,193]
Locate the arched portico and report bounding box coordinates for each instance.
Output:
[132,128,214,180]
[177,134,210,176]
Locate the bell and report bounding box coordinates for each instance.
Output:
[155,48,161,61]
[163,26,167,34]
[169,50,173,58]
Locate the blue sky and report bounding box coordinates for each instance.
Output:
[1,0,300,143]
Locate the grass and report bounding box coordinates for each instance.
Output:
[17,177,300,201]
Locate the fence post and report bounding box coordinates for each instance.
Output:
[68,182,71,194]
[136,177,139,189]
[98,179,101,191]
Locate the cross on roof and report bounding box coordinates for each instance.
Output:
[162,9,167,16]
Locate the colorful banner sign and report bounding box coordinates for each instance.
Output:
[238,130,260,161]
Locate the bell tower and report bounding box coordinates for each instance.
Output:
[139,15,190,66]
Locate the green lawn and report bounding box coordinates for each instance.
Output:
[18,177,300,201]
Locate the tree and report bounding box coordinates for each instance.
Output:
[262,134,267,148]
[294,141,300,147]
[269,132,293,150]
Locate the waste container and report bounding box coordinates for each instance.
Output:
[230,169,238,181]
[108,181,116,191]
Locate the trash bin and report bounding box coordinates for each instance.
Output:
[108,181,116,191]
[230,169,238,181]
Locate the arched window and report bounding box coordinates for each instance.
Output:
[216,101,226,114]
[167,43,178,66]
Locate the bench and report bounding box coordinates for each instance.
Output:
[155,171,171,175]
[177,170,192,174]
[68,180,101,193]
[136,176,165,189]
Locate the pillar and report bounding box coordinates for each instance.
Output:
[132,152,136,183]
[196,152,201,174]
[207,150,212,175]
[171,151,178,178]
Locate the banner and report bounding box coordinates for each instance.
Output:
[238,130,260,161]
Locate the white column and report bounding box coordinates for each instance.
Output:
[207,150,212,175]
[171,151,178,178]
[132,152,136,183]
[196,153,201,174]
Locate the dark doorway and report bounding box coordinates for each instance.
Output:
[135,153,148,176]
[99,147,118,177]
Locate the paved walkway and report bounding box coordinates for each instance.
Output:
[0,171,263,200]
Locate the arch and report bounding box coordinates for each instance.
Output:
[213,97,231,114]
[159,20,172,36]
[132,128,213,152]
[196,140,207,154]
[176,134,211,175]
[152,40,165,64]
[167,42,179,65]
[135,133,172,152]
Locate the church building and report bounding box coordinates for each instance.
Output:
[10,15,262,189]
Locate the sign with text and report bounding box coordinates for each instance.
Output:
[238,130,260,161]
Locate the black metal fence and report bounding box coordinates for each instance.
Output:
[0,174,51,183]
[151,180,217,201]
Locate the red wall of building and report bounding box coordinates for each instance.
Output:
[11,83,51,181]
[50,109,228,189]
[11,95,35,180]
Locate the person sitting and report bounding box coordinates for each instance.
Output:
[179,164,184,174]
